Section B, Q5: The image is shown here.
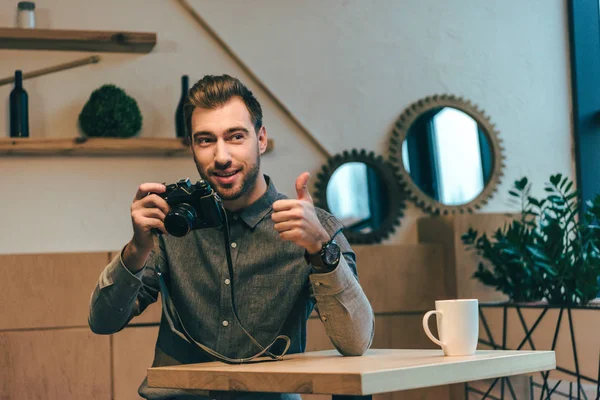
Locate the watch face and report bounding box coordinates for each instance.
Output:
[323,240,341,266]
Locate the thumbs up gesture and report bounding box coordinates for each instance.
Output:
[272,172,331,254]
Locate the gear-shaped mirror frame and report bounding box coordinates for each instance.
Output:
[313,149,406,245]
[388,94,505,215]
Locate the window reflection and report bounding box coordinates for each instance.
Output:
[326,162,372,231]
[432,108,484,205]
[402,106,490,206]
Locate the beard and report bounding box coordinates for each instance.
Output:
[195,147,261,201]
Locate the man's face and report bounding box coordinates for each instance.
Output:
[190,97,267,201]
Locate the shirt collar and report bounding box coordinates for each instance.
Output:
[233,175,279,229]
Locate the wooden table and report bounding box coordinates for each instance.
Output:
[147,349,556,399]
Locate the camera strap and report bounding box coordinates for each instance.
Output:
[152,211,291,364]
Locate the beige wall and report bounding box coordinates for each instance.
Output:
[0,1,582,398]
[0,0,574,254]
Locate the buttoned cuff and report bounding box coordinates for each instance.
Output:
[309,257,356,295]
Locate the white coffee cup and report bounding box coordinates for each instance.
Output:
[422,299,479,356]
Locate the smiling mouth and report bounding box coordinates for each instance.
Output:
[213,170,239,178]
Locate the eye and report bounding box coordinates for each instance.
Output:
[230,133,245,141]
[194,137,213,146]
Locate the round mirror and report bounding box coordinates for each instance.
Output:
[326,162,389,234]
[389,95,505,214]
[314,149,406,244]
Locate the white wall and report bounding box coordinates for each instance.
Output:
[0,0,573,254]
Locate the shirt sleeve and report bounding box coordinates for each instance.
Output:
[88,238,164,334]
[309,213,375,356]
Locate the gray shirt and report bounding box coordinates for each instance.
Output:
[88,176,374,400]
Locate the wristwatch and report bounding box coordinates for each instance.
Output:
[305,239,341,270]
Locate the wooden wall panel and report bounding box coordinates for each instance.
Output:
[307,314,440,352]
[305,317,335,352]
[417,214,515,302]
[0,328,111,399]
[354,244,447,313]
[371,314,439,350]
[112,326,160,400]
[0,252,110,330]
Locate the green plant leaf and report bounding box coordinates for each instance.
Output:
[547,195,564,202]
[550,174,561,186]
[515,177,529,191]
[564,181,573,193]
[527,197,540,207]
[526,245,551,261]
[559,175,569,190]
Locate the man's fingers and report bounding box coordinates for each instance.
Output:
[138,208,166,222]
[134,183,166,201]
[278,229,304,242]
[272,199,301,212]
[144,218,167,235]
[271,209,303,223]
[139,194,170,215]
[295,172,313,203]
[273,221,301,233]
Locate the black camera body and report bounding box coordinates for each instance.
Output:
[157,178,225,237]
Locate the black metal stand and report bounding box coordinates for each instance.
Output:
[465,303,600,400]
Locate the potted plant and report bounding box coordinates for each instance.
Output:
[78,84,142,138]
[462,173,600,306]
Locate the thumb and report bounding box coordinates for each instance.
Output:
[295,172,313,202]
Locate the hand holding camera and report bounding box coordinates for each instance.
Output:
[123,178,225,273]
[156,178,225,237]
[130,182,170,251]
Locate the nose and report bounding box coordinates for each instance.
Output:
[214,139,232,168]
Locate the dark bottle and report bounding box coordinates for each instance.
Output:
[175,75,189,138]
[10,70,29,138]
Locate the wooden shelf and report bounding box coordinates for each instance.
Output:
[0,137,274,157]
[0,28,156,53]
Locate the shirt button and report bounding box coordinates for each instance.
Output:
[233,214,239,220]
[321,315,328,322]
[224,278,231,285]
[231,242,237,248]
[222,320,229,327]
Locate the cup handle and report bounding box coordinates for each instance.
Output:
[422,310,444,347]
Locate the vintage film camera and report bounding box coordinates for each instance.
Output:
[156,178,225,237]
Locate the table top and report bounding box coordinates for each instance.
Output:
[147,349,556,396]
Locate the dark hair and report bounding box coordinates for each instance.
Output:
[184,74,263,137]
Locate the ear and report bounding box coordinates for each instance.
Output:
[257,126,268,155]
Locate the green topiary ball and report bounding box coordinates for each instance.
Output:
[78,84,142,138]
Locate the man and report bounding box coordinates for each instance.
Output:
[88,75,374,400]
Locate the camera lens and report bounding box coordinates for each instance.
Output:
[164,203,197,237]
